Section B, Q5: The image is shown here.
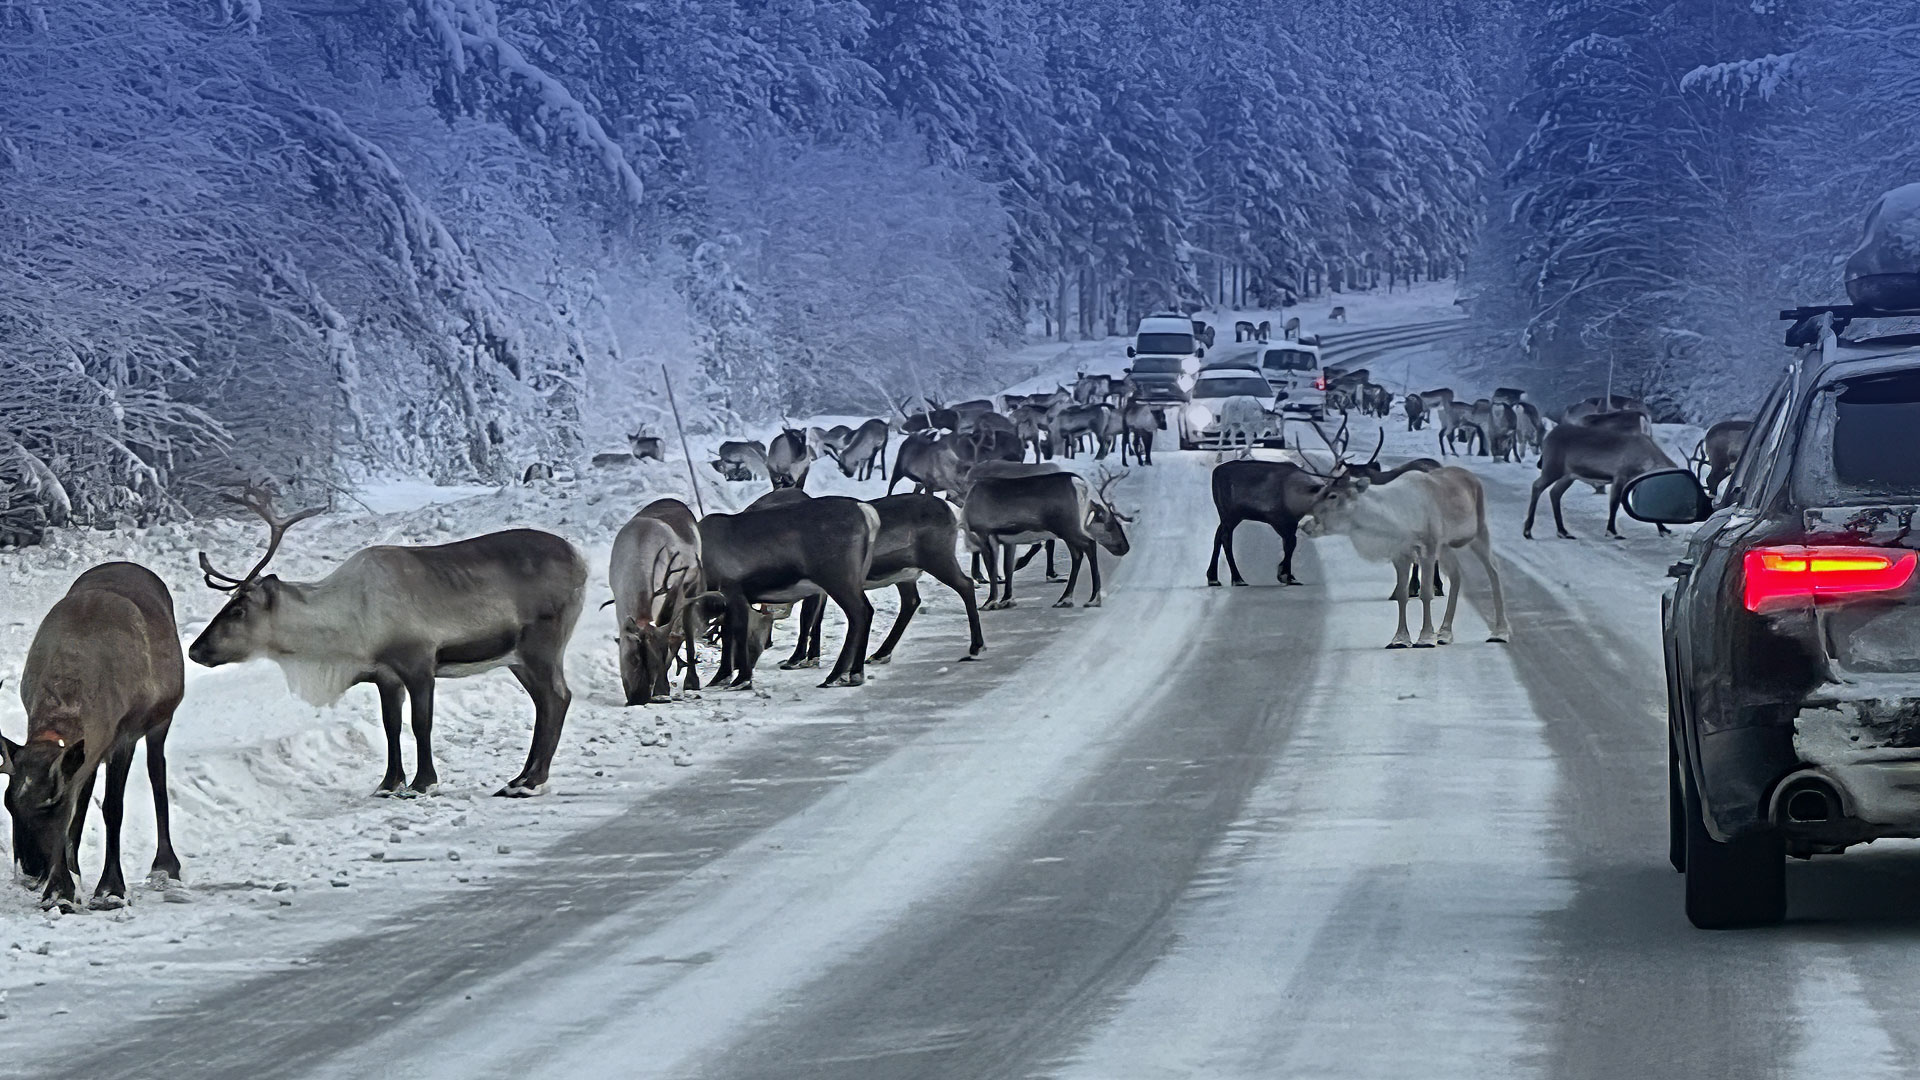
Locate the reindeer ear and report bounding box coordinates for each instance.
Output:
[0,735,19,775]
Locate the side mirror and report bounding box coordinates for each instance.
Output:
[1622,468,1714,525]
[1126,346,1136,359]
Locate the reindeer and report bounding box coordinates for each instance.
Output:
[629,432,665,462]
[888,431,964,495]
[609,499,702,706]
[1300,467,1512,647]
[1192,319,1216,348]
[713,440,769,482]
[950,398,997,430]
[522,462,555,484]
[4,562,183,911]
[1010,404,1052,461]
[1563,394,1650,424]
[1073,373,1114,405]
[1235,320,1259,342]
[1048,403,1112,459]
[697,496,880,688]
[1119,397,1157,466]
[1513,402,1546,461]
[1283,316,1302,341]
[1205,458,1324,587]
[1695,419,1753,498]
[1256,320,1273,342]
[1523,423,1680,539]
[1574,409,1651,434]
[1329,305,1348,323]
[781,494,985,669]
[1437,401,1484,457]
[767,427,812,490]
[898,399,934,434]
[1477,398,1519,462]
[189,486,587,797]
[965,470,1131,608]
[1403,394,1428,431]
[1217,395,1271,451]
[828,418,890,482]
[954,459,1067,585]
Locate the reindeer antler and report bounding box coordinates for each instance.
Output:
[197,482,325,592]
[1094,466,1130,504]
[1365,427,1384,466]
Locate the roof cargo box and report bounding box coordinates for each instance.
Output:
[1846,183,1920,310]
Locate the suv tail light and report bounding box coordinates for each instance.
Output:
[1314,376,1326,391]
[1743,545,1918,612]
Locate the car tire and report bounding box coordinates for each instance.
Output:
[1682,763,1785,929]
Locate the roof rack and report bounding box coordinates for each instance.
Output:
[1780,305,1920,346]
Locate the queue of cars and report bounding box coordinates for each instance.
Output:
[1123,312,1329,449]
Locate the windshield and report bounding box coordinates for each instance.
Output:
[1263,348,1318,372]
[1136,333,1195,355]
[1129,355,1184,376]
[1193,376,1272,398]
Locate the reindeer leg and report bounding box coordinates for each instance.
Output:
[1085,546,1104,607]
[869,583,918,664]
[1277,518,1302,585]
[820,586,872,688]
[1206,519,1231,586]
[1001,542,1019,608]
[145,716,181,882]
[680,606,703,692]
[500,647,570,797]
[1606,475,1628,539]
[1046,541,1063,582]
[88,745,136,909]
[403,670,439,795]
[1435,550,1464,645]
[373,675,407,795]
[1549,476,1578,539]
[1413,554,1440,647]
[1388,558,1415,648]
[781,595,821,669]
[1221,518,1250,586]
[1055,543,1084,607]
[1470,532,1513,643]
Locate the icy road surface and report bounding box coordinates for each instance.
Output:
[11,319,1920,1079]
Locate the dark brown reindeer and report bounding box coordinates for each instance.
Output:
[1695,419,1754,497]
[1205,457,1324,587]
[1403,393,1428,431]
[1119,396,1157,465]
[965,470,1132,609]
[4,562,183,911]
[1523,423,1680,539]
[828,418,890,482]
[188,486,587,797]
[609,498,702,706]
[889,430,964,495]
[782,494,986,669]
[696,495,880,689]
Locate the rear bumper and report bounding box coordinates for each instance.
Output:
[1697,694,1920,844]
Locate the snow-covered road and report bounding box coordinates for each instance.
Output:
[13,313,1920,1078]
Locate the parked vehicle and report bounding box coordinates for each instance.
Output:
[1178,367,1283,450]
[1126,313,1205,411]
[1205,341,1325,420]
[1625,303,1920,928]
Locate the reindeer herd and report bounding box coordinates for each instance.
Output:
[1,353,1752,913]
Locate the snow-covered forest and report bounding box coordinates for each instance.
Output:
[3,0,1916,521]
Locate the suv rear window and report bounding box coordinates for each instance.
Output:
[1262,348,1318,371]
[1136,333,1194,355]
[1130,356,1183,375]
[1834,370,1920,491]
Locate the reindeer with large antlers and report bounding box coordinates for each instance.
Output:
[965,468,1132,608]
[188,484,588,797]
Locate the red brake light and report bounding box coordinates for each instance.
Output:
[1314,376,1326,391]
[1742,545,1917,612]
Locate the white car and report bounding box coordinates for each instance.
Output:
[1177,367,1284,449]
[1205,341,1326,418]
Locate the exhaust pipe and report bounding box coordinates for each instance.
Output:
[1770,769,1849,827]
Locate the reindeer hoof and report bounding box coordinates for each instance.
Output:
[867,653,893,666]
[43,896,80,914]
[89,893,128,912]
[1046,574,1066,583]
[1052,599,1074,608]
[1488,633,1510,644]
[372,784,405,799]
[1207,579,1222,587]
[648,694,674,704]
[820,673,865,688]
[404,781,440,798]
[1085,597,1102,608]
[493,781,548,798]
[1386,641,1411,650]
[1436,630,1454,646]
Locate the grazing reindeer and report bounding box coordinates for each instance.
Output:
[1524,423,1680,539]
[1073,374,1114,406]
[1119,397,1158,466]
[767,427,812,490]
[1235,320,1259,342]
[1479,399,1519,462]
[829,418,890,482]
[965,470,1132,608]
[1329,305,1348,323]
[609,499,702,706]
[713,440,768,481]
[1437,401,1484,457]
[1256,319,1273,342]
[1513,402,1546,460]
[898,399,934,434]
[1205,459,1324,587]
[1283,316,1302,341]
[783,494,985,668]
[955,459,1067,585]
[949,398,997,431]
[189,486,587,798]
[1695,419,1753,497]
[697,496,880,688]
[1403,393,1428,431]
[1217,395,1271,451]
[629,432,665,462]
[522,462,555,484]
[1300,467,1512,647]
[1048,403,1112,459]
[889,431,964,495]
[4,562,183,911]
[1192,319,1216,348]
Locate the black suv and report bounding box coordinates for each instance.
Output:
[1625,309,1920,928]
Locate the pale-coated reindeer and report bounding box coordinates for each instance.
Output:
[965,470,1132,609]
[1523,422,1680,540]
[1300,466,1513,648]
[608,498,701,706]
[188,486,587,798]
[828,417,890,482]
[767,427,812,490]
[4,562,184,911]
[713,440,769,482]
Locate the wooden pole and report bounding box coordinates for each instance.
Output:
[661,365,705,517]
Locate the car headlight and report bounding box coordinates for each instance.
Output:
[1177,373,1196,392]
[1185,403,1213,428]
[1182,356,1201,375]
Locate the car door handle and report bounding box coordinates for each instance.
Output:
[1668,559,1694,579]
